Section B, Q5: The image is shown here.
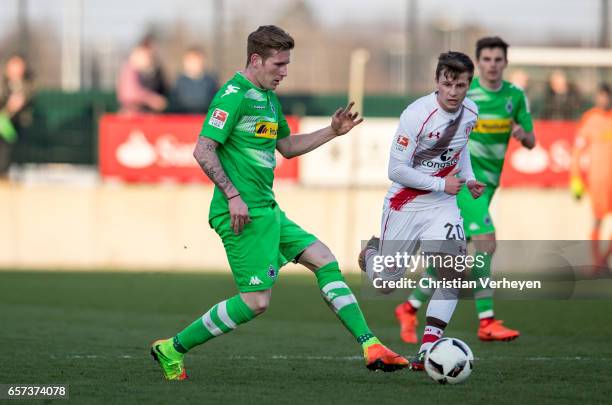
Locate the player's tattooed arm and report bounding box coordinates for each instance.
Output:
[193,136,238,198]
[194,136,250,234]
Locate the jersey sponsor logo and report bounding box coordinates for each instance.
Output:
[440,148,455,162]
[428,131,441,139]
[249,276,263,286]
[420,148,459,169]
[474,118,512,134]
[209,108,229,129]
[222,84,240,98]
[255,121,278,139]
[420,157,459,169]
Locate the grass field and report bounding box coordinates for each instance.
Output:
[1,271,611,404]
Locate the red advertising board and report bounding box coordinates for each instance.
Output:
[500,120,577,188]
[99,114,299,183]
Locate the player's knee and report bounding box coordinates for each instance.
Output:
[241,291,271,315]
[249,297,270,315]
[300,241,338,271]
[473,238,496,254]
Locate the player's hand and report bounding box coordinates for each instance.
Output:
[443,168,465,195]
[331,101,364,136]
[511,125,535,149]
[228,195,251,235]
[467,180,486,199]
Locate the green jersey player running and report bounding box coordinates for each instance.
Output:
[395,36,536,344]
[150,25,408,381]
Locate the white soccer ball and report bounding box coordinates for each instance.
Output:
[424,338,474,384]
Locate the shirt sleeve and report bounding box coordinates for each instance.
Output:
[199,89,241,144]
[276,98,291,140]
[387,107,446,192]
[514,90,534,133]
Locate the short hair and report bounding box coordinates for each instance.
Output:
[435,51,474,82]
[185,46,206,56]
[246,25,294,66]
[476,36,510,60]
[598,83,611,96]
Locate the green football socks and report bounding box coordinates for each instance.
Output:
[472,252,494,319]
[315,261,375,347]
[171,294,255,355]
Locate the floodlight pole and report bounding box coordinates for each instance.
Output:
[346,48,370,269]
[61,0,83,90]
[213,0,225,78]
[601,0,610,48]
[406,0,418,95]
[18,0,29,59]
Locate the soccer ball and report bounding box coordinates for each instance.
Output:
[424,338,474,384]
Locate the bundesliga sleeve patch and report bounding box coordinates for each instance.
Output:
[395,134,409,151]
[209,108,229,129]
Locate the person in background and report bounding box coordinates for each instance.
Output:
[570,83,612,270]
[171,47,219,114]
[139,35,169,99]
[508,68,529,91]
[0,55,34,178]
[541,69,583,120]
[117,45,167,114]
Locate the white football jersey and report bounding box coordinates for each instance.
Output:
[384,92,478,211]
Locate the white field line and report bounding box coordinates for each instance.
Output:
[54,354,610,362]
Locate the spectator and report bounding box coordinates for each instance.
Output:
[171,47,219,114]
[0,55,34,178]
[117,45,167,114]
[541,69,582,120]
[508,68,529,90]
[139,35,169,98]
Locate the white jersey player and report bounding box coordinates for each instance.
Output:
[358,51,486,370]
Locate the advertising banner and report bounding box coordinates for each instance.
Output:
[99,114,299,183]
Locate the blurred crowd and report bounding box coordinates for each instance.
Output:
[116,38,219,115]
[0,41,610,181]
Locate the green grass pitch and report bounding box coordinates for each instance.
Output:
[1,271,610,404]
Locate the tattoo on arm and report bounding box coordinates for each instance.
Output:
[193,137,238,198]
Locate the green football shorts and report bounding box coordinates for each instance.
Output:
[457,185,497,238]
[210,202,317,292]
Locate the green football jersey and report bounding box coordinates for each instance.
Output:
[200,72,291,221]
[466,77,534,186]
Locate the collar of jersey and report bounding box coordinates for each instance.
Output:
[474,77,505,93]
[234,71,269,95]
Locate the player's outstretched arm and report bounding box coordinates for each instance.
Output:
[276,101,364,158]
[511,125,536,149]
[193,136,250,234]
